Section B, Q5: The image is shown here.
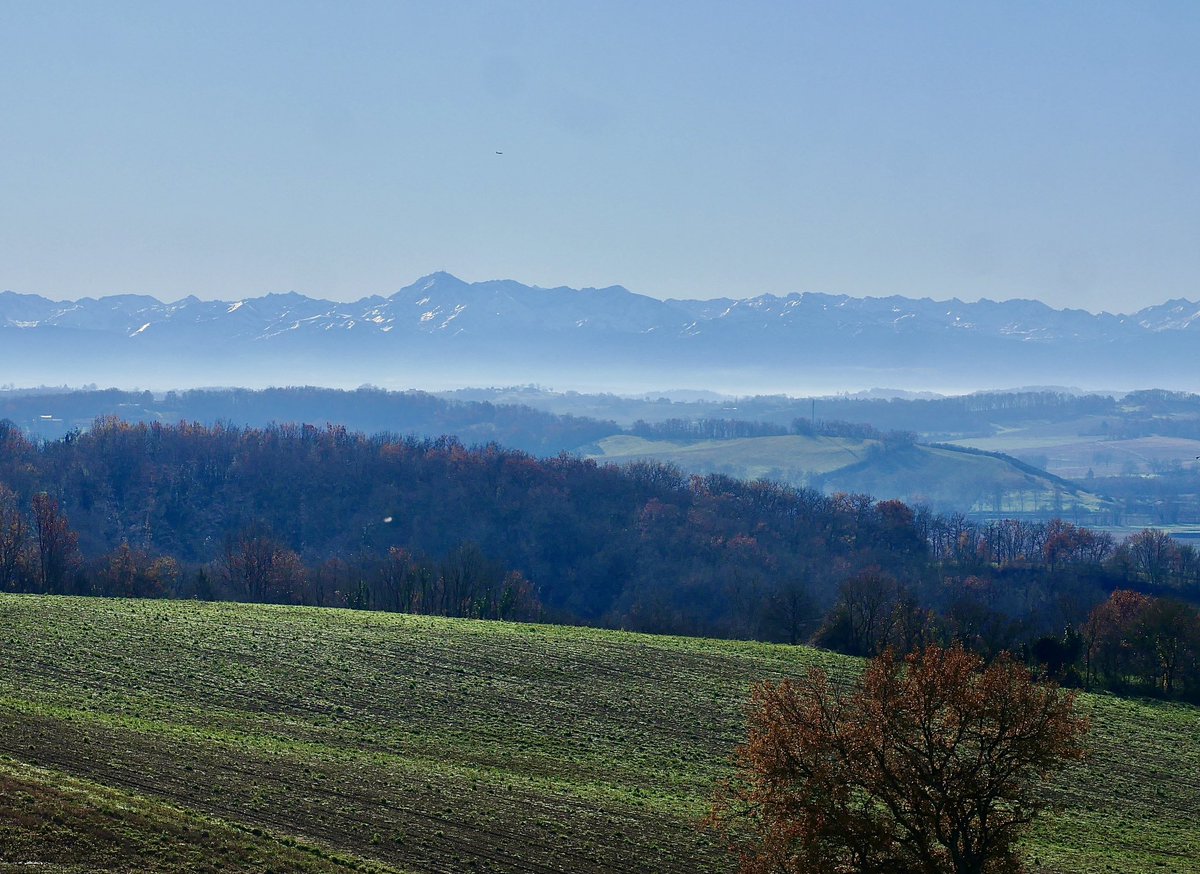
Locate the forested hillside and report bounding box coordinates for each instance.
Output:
[0,386,617,455]
[11,386,1200,527]
[1,417,1198,699]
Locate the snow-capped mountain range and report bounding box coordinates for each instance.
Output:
[2,272,1197,393]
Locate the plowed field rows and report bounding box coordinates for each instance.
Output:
[0,595,1196,872]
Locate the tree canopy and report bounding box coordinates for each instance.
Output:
[712,645,1089,874]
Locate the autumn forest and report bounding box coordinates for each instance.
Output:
[1,416,1197,702]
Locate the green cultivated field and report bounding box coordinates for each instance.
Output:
[0,595,1196,873]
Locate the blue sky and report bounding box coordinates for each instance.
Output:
[2,1,1197,311]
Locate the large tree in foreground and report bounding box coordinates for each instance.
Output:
[711,644,1088,874]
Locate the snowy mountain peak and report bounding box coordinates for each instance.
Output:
[394,272,472,299]
[1,276,1198,393]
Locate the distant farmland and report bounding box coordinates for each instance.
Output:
[588,434,1106,518]
[0,595,1196,873]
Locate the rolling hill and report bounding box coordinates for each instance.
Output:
[0,595,1196,873]
[587,434,1107,517]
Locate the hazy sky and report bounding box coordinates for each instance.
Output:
[2,1,1197,311]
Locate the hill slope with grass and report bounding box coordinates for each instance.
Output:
[587,433,879,481]
[0,595,1196,873]
[588,434,1106,517]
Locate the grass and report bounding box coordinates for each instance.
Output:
[588,433,880,480]
[827,443,1107,515]
[589,433,1107,515]
[950,431,1200,479]
[0,594,1196,872]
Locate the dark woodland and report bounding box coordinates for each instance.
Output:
[1,417,1198,699]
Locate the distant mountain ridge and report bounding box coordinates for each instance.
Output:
[2,273,1197,392]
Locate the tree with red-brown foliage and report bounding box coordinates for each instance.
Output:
[31,492,80,593]
[222,528,307,604]
[711,644,1088,874]
[94,542,179,598]
[1082,589,1151,690]
[1084,589,1200,695]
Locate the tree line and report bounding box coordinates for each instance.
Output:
[0,386,619,455]
[0,417,1197,699]
[626,413,916,445]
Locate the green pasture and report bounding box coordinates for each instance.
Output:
[824,443,1103,514]
[949,429,1200,479]
[0,595,1196,873]
[589,433,1107,516]
[587,433,878,481]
